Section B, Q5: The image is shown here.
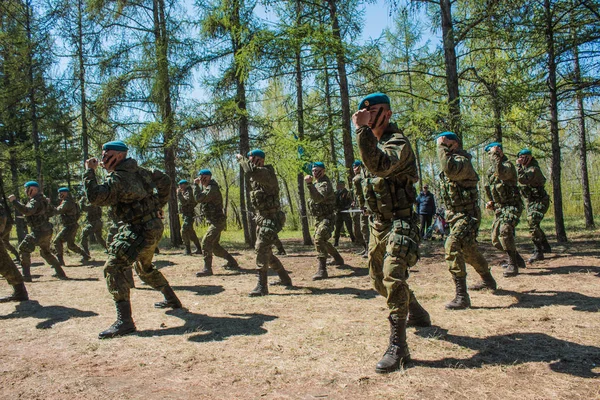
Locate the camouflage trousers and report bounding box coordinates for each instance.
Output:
[255,214,285,273]
[104,218,168,302]
[2,226,19,260]
[181,215,200,248]
[334,212,355,243]
[491,205,522,252]
[353,212,369,247]
[0,239,23,285]
[53,224,89,260]
[368,214,421,317]
[81,220,107,253]
[526,198,549,248]
[107,222,121,247]
[18,229,62,270]
[202,218,234,264]
[444,210,489,278]
[273,235,285,253]
[313,216,342,260]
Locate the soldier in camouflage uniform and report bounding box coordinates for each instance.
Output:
[354,93,430,373]
[333,180,356,246]
[106,207,121,247]
[193,170,239,276]
[484,142,526,277]
[305,162,345,280]
[9,182,67,281]
[436,132,497,310]
[84,141,182,339]
[51,187,92,266]
[516,149,552,263]
[1,201,20,263]
[237,150,292,296]
[352,160,369,257]
[177,179,202,256]
[80,195,107,254]
[0,202,28,302]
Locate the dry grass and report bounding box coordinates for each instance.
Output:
[1,229,599,400]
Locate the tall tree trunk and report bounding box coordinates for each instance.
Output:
[77,0,89,163]
[9,147,27,240]
[324,62,336,171]
[440,0,461,138]
[544,0,567,243]
[153,0,182,247]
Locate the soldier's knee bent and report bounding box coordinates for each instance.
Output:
[499,223,514,238]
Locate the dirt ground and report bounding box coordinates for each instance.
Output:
[1,229,599,400]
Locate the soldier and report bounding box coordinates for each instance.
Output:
[51,187,92,266]
[8,182,67,281]
[80,195,107,255]
[1,200,20,263]
[106,207,121,247]
[516,149,552,262]
[236,150,292,296]
[193,170,239,276]
[352,160,369,257]
[436,132,497,310]
[305,162,345,280]
[84,140,182,339]
[333,180,356,246]
[353,92,430,373]
[484,142,526,277]
[177,179,202,256]
[0,202,28,302]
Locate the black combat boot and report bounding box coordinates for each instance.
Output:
[406,295,431,327]
[57,253,66,267]
[327,253,344,266]
[445,275,471,310]
[223,255,240,271]
[469,271,497,291]
[196,257,214,277]
[193,238,202,254]
[184,244,192,256]
[98,300,136,339]
[154,285,182,309]
[541,235,552,253]
[52,265,68,280]
[21,265,32,282]
[312,257,328,280]
[503,251,520,277]
[270,266,293,287]
[362,244,369,259]
[375,314,411,373]
[80,253,92,265]
[528,244,544,263]
[0,283,29,303]
[249,269,269,297]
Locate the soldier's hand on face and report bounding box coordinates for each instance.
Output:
[85,158,99,170]
[485,201,494,210]
[304,175,313,184]
[194,177,202,185]
[235,154,243,161]
[157,209,164,219]
[352,109,371,129]
[8,194,15,202]
[489,146,501,156]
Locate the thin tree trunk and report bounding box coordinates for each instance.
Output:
[77,0,89,163]
[440,0,461,138]
[324,62,336,172]
[9,147,27,240]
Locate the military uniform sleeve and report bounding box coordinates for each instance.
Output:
[352,175,365,208]
[55,199,74,215]
[194,184,219,204]
[492,155,517,181]
[307,181,331,204]
[12,197,41,217]
[151,169,171,208]
[84,168,121,206]
[357,126,414,178]
[437,146,472,181]
[518,165,545,186]
[79,197,90,212]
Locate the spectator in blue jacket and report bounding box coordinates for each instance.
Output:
[416,184,436,239]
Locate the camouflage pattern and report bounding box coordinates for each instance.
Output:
[12,193,62,271]
[178,185,200,249]
[51,194,90,261]
[0,203,23,285]
[239,158,286,273]
[333,186,355,244]
[352,168,370,247]
[517,158,550,248]
[107,208,121,246]
[357,123,420,318]
[80,196,107,253]
[1,209,19,260]
[84,158,171,302]
[437,145,489,278]
[307,174,343,260]
[485,154,523,252]
[193,180,235,264]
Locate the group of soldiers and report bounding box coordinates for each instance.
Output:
[0,92,551,374]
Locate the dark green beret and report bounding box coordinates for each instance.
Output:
[353,160,363,167]
[102,140,129,152]
[484,142,503,152]
[58,187,70,193]
[24,181,39,188]
[517,149,532,157]
[247,149,265,159]
[312,162,325,169]
[198,169,212,176]
[358,92,390,110]
[178,180,189,185]
[435,131,460,142]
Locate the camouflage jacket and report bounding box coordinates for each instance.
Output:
[356,122,418,226]
[485,154,522,208]
[193,180,225,223]
[52,194,81,226]
[177,185,197,217]
[84,158,171,225]
[437,145,480,212]
[12,193,53,232]
[239,158,281,216]
[352,167,366,209]
[79,196,103,223]
[517,158,548,203]
[307,174,335,218]
[334,187,353,212]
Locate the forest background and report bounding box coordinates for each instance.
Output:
[1,0,599,248]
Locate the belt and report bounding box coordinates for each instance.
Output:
[373,208,412,223]
[128,211,160,225]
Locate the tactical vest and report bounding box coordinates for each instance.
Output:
[363,175,416,221]
[249,168,281,215]
[114,168,161,224]
[439,173,479,212]
[308,178,335,218]
[519,185,548,203]
[179,186,197,215]
[335,188,353,211]
[198,181,225,222]
[25,195,53,232]
[86,204,103,222]
[59,197,81,226]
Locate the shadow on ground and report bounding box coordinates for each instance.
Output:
[526,265,600,277]
[473,289,600,312]
[171,285,225,297]
[413,326,600,378]
[0,300,98,329]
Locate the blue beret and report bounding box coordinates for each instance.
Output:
[358,92,390,110]
[353,160,363,167]
[58,187,70,193]
[517,149,532,157]
[24,181,39,188]
[484,142,503,152]
[247,149,265,159]
[102,140,129,152]
[198,169,212,176]
[178,179,188,185]
[435,131,460,142]
[312,162,325,169]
